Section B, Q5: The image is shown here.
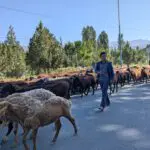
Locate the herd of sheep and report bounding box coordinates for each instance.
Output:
[0,65,150,149]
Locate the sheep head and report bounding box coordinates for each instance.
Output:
[0,101,19,121]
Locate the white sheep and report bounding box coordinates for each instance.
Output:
[0,95,77,150]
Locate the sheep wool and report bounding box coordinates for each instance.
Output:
[47,96,72,109]
[7,88,56,102]
[5,95,43,115]
[23,89,56,101]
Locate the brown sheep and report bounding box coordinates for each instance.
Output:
[0,95,77,150]
[0,94,43,147]
[0,89,66,147]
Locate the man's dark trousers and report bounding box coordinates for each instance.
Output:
[99,79,110,108]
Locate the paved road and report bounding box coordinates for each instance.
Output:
[1,83,150,150]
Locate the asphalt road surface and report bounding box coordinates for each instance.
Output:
[1,83,150,150]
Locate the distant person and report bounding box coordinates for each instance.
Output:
[95,52,114,112]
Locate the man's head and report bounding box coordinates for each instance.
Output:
[100,52,107,61]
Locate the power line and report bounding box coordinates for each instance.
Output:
[0,5,52,18]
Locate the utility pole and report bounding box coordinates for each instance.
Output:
[118,0,122,67]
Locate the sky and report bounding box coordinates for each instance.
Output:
[0,0,150,46]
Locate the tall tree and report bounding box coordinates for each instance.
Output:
[79,41,96,66]
[1,26,26,77]
[74,40,82,52]
[27,21,63,74]
[64,42,75,57]
[74,40,82,66]
[122,41,133,65]
[0,43,8,74]
[81,26,97,66]
[97,31,109,49]
[118,33,125,50]
[5,25,19,45]
[64,42,76,66]
[82,26,96,42]
[27,21,51,73]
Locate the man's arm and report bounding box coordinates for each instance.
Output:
[95,62,100,73]
[109,62,114,81]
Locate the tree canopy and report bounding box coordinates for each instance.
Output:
[0,22,148,77]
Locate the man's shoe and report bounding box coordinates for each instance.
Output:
[104,106,110,111]
[98,107,104,112]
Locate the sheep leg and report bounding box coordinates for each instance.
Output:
[116,83,118,93]
[65,114,77,136]
[80,88,84,98]
[23,128,30,150]
[113,83,116,93]
[32,129,38,150]
[51,119,62,143]
[84,87,89,96]
[1,122,13,144]
[92,85,95,95]
[10,123,19,148]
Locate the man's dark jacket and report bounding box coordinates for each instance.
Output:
[95,61,114,81]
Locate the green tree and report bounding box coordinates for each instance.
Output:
[74,41,82,66]
[82,26,96,42]
[74,40,82,54]
[97,31,109,49]
[27,21,63,74]
[118,33,125,50]
[0,43,8,74]
[49,40,64,69]
[134,49,147,64]
[122,42,133,66]
[64,42,75,58]
[81,26,97,66]
[1,26,26,77]
[27,21,51,73]
[5,26,19,45]
[79,41,96,66]
[64,42,81,67]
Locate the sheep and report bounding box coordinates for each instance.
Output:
[0,94,43,147]
[0,89,56,146]
[0,96,77,150]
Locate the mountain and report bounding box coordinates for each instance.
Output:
[110,39,150,49]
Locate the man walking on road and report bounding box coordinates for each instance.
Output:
[95,52,114,112]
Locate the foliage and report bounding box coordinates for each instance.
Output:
[82,25,96,43]
[27,21,63,74]
[0,23,148,78]
[97,31,109,49]
[0,26,26,77]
